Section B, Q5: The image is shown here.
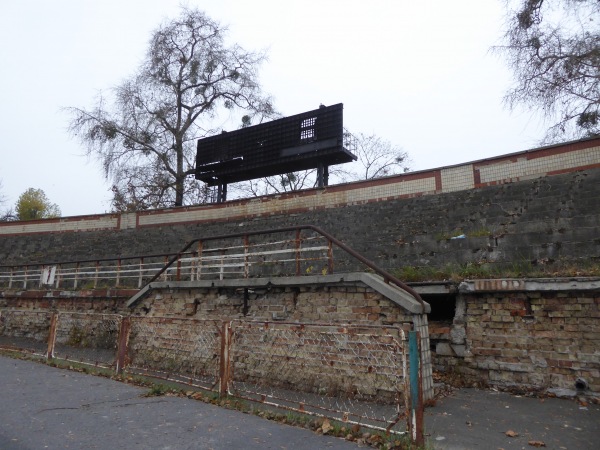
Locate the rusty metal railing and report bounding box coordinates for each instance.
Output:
[145,225,424,312]
[0,226,424,311]
[0,253,176,290]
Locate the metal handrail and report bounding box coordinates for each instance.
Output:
[145,225,425,312]
[0,252,177,269]
[0,225,424,312]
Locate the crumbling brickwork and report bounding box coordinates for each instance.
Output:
[134,284,415,327]
[464,291,600,392]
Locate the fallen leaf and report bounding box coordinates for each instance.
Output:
[505,430,519,437]
[321,418,333,434]
[528,440,546,447]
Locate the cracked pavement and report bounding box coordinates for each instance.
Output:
[0,356,358,449]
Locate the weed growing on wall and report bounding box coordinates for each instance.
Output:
[394,258,600,282]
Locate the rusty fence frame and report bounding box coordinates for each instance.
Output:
[225,320,411,434]
[123,316,223,391]
[0,311,423,437]
[0,310,127,370]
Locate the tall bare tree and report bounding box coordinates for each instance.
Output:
[0,180,13,221]
[67,7,274,210]
[230,129,409,198]
[495,0,600,142]
[340,131,409,180]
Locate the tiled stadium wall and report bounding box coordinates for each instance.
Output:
[1,138,599,274]
[1,138,598,236]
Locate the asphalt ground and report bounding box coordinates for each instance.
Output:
[2,355,599,449]
[0,356,358,450]
[425,387,600,449]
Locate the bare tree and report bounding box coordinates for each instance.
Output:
[0,180,5,208]
[494,0,600,142]
[230,129,409,198]
[0,180,11,221]
[67,7,274,210]
[230,170,317,198]
[340,131,409,180]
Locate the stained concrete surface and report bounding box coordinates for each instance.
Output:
[425,387,600,449]
[0,356,357,450]
[2,355,599,449]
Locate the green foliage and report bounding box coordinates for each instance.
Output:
[395,258,600,282]
[466,228,491,238]
[15,188,61,221]
[147,384,168,396]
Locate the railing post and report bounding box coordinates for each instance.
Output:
[116,317,131,374]
[8,267,14,289]
[138,258,144,288]
[115,259,121,287]
[408,331,424,446]
[327,239,334,274]
[23,265,28,289]
[219,251,224,280]
[219,321,232,397]
[74,262,80,289]
[47,312,58,360]
[93,261,99,289]
[55,264,61,289]
[295,229,301,276]
[243,235,249,278]
[197,241,203,280]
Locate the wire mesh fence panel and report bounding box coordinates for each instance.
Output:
[229,321,409,433]
[0,310,52,356]
[53,313,122,368]
[126,317,222,390]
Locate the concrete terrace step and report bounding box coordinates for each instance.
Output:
[126,272,431,315]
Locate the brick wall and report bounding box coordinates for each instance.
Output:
[0,290,132,314]
[134,284,415,326]
[2,281,597,395]
[464,291,599,392]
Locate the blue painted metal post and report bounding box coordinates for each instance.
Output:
[408,331,424,445]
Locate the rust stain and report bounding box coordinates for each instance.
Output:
[474,279,525,291]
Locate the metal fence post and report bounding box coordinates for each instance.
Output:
[46,312,58,360]
[295,229,301,276]
[408,331,424,446]
[116,317,131,374]
[219,321,232,397]
[327,239,334,274]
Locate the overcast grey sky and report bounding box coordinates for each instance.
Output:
[0,0,545,217]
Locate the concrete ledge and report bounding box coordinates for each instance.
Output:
[1,289,138,299]
[126,272,430,314]
[459,277,600,293]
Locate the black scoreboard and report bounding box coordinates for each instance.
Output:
[196,103,355,187]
